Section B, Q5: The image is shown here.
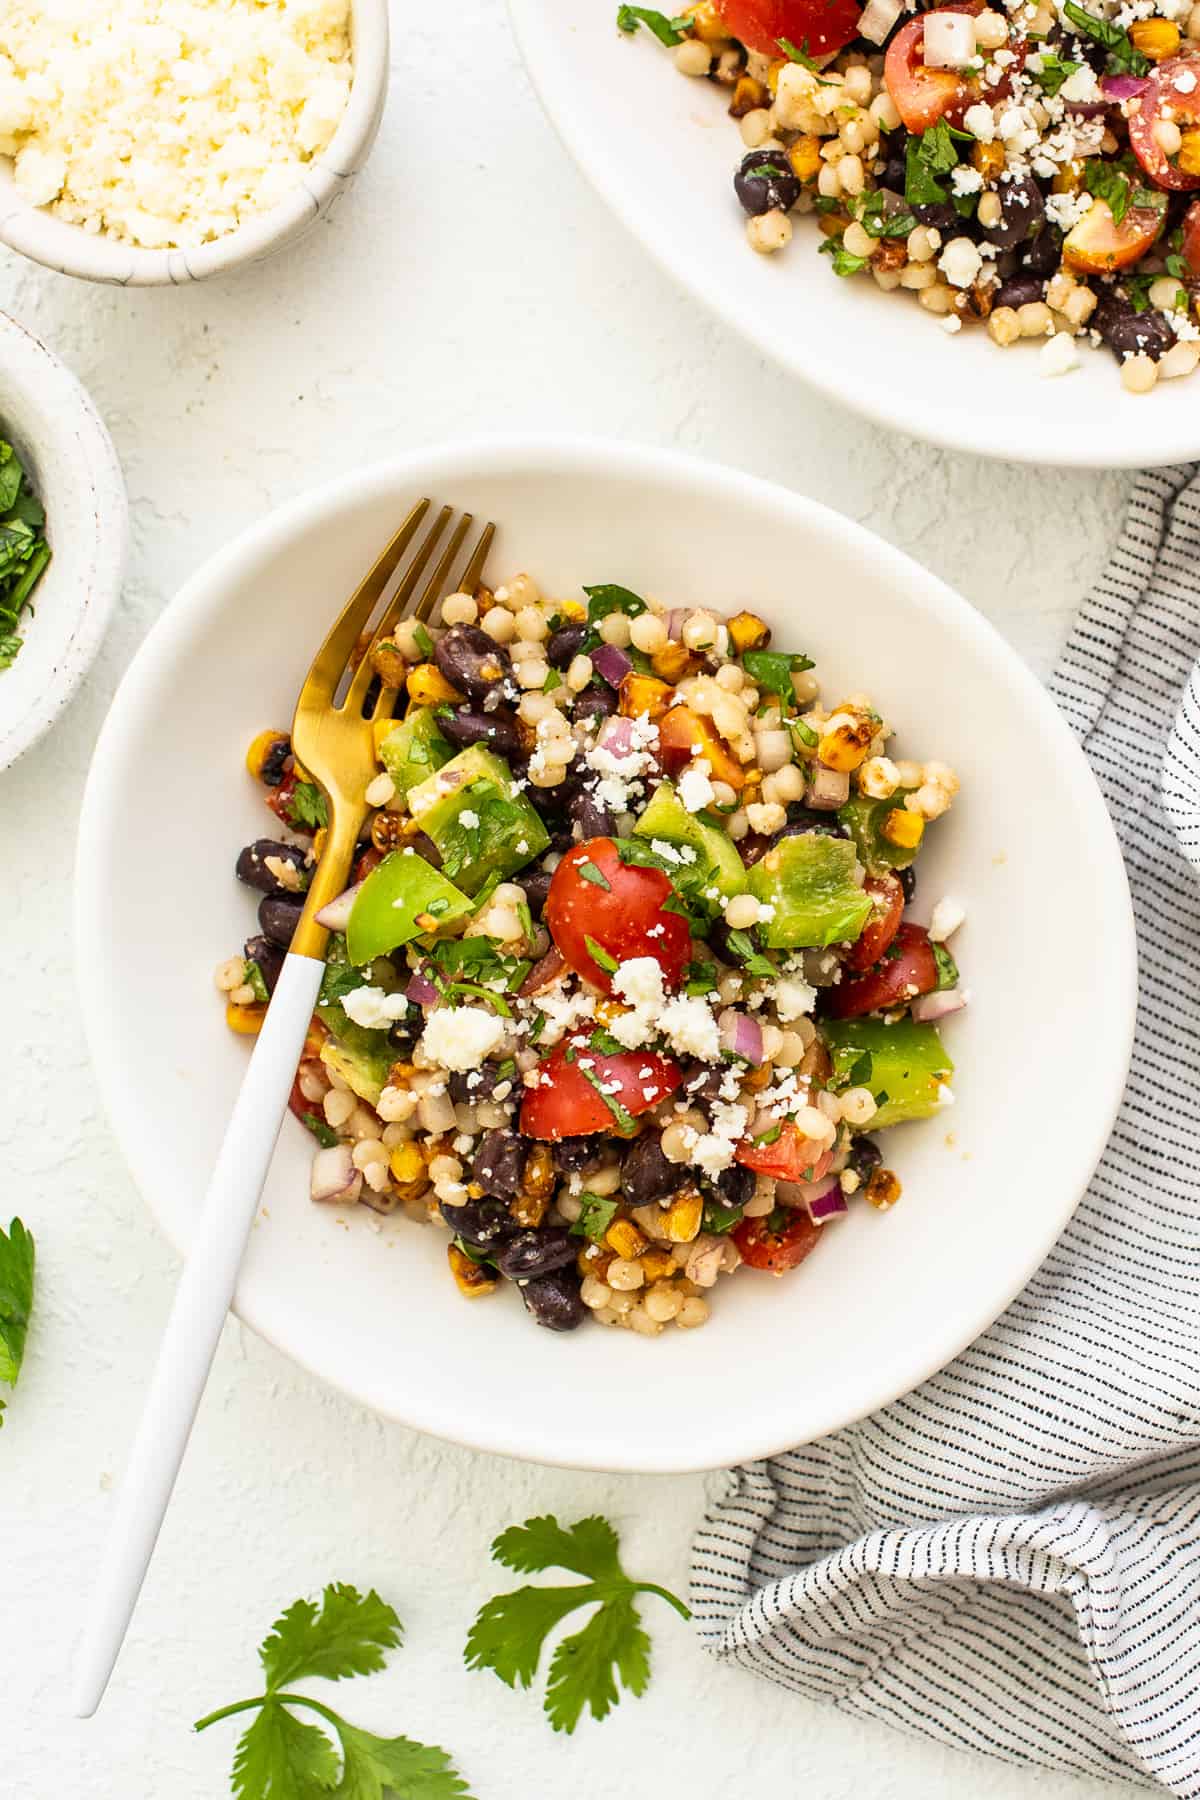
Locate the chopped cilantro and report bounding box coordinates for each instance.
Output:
[290,781,328,831]
[243,960,270,1004]
[820,241,871,278]
[848,1050,873,1087]
[412,621,435,659]
[584,936,619,974]
[742,649,814,704]
[854,190,918,241]
[1062,0,1149,74]
[685,960,718,997]
[701,1199,744,1235]
[529,1009,547,1043]
[302,1112,340,1148]
[576,858,612,891]
[570,1193,622,1242]
[577,1064,637,1133]
[776,35,834,82]
[615,3,690,44]
[1030,50,1081,96]
[754,1123,782,1147]
[589,1029,629,1056]
[583,583,648,625]
[724,929,776,979]
[787,717,820,753]
[932,944,960,991]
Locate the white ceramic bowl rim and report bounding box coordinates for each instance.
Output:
[0,0,388,286]
[507,0,1200,468]
[0,311,127,771]
[75,436,1137,1471]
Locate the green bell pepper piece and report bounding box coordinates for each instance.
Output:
[838,792,921,877]
[346,850,474,964]
[747,832,872,949]
[822,1016,954,1130]
[378,707,453,802]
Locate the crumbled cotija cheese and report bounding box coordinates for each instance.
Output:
[0,0,352,249]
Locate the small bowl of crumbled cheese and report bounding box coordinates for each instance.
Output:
[0,0,388,285]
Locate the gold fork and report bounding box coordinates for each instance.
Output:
[72,501,496,1720]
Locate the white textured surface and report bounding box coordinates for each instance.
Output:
[1,2,1137,1796]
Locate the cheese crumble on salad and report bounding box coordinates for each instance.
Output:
[217,572,965,1336]
[619,0,1200,391]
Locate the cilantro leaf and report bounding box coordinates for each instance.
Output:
[742,649,815,703]
[302,1112,341,1149]
[701,1197,744,1235]
[1030,50,1081,96]
[820,240,870,278]
[615,4,689,45]
[724,929,776,979]
[570,1193,621,1243]
[232,1703,340,1800]
[290,781,329,832]
[197,1585,474,1800]
[464,1515,690,1733]
[0,440,50,673]
[582,583,648,624]
[575,858,611,891]
[577,1064,637,1133]
[584,935,619,974]
[259,1585,403,1689]
[0,1217,35,1397]
[1085,156,1133,226]
[776,35,834,81]
[932,943,960,991]
[853,190,918,240]
[1062,0,1149,74]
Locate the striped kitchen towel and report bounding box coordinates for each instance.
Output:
[691,464,1200,1797]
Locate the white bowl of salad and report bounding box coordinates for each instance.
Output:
[75,438,1134,1471]
[509,0,1200,466]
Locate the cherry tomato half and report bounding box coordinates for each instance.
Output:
[1181,197,1200,274]
[843,873,904,973]
[1062,197,1165,274]
[884,2,982,134]
[1128,56,1200,192]
[735,1121,834,1183]
[544,837,692,993]
[733,1205,823,1273]
[519,1038,683,1139]
[714,0,862,60]
[825,922,937,1018]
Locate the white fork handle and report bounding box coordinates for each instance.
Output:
[71,952,326,1719]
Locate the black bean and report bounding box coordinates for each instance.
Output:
[846,1135,883,1183]
[879,138,910,192]
[547,624,589,669]
[715,1162,754,1209]
[440,1198,514,1248]
[405,828,443,868]
[899,864,917,904]
[683,1061,727,1109]
[992,272,1046,311]
[516,868,553,916]
[734,149,802,217]
[434,625,512,702]
[440,705,522,758]
[258,892,305,947]
[552,1136,596,1175]
[914,201,959,234]
[474,1129,526,1200]
[573,688,617,724]
[520,1268,586,1331]
[235,838,308,895]
[620,1131,687,1209]
[243,934,284,994]
[1105,308,1175,361]
[1021,222,1062,279]
[495,1229,578,1282]
[568,786,615,841]
[259,736,292,787]
[985,175,1044,252]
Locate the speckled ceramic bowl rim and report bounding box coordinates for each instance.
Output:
[0,312,127,772]
[0,0,388,287]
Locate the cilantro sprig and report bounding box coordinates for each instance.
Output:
[615,4,689,44]
[1084,155,1166,228]
[0,1218,34,1425]
[0,442,50,672]
[464,1515,690,1734]
[195,1584,474,1800]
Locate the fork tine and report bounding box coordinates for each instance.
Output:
[301,500,447,702]
[345,511,472,717]
[434,519,495,622]
[365,517,495,721]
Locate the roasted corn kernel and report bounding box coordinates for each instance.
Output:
[618,672,673,721]
[448,1243,498,1297]
[576,1242,614,1280]
[640,1248,676,1284]
[370,810,408,853]
[729,72,770,116]
[406,662,462,706]
[369,638,408,687]
[686,0,732,42]
[605,1218,649,1260]
[661,1189,704,1243]
[971,140,1006,181]
[818,724,871,772]
[388,1142,426,1185]
[881,806,925,849]
[787,137,823,184]
[244,729,290,783]
[1130,17,1180,56]
[522,1144,556,1201]
[865,1167,903,1210]
[650,641,699,684]
[226,1001,266,1035]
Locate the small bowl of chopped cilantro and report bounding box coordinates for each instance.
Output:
[0,310,126,771]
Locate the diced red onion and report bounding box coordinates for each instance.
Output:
[315,881,363,932]
[597,715,636,759]
[801,1176,848,1224]
[858,0,902,42]
[666,608,688,640]
[405,967,439,1007]
[1101,73,1150,101]
[806,765,850,811]
[310,1144,362,1204]
[1063,98,1107,116]
[718,1010,763,1065]
[911,986,968,1023]
[592,644,633,689]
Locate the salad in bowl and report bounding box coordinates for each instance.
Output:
[620,0,1200,392]
[218,567,965,1338]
